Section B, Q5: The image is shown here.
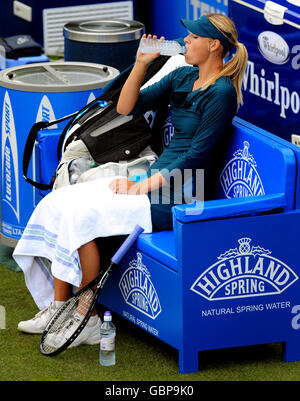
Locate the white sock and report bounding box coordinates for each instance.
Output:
[54,300,64,309]
[87,314,99,326]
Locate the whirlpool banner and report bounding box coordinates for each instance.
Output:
[229,0,300,143]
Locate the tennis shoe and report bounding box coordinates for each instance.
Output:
[17,302,58,334]
[45,314,101,349]
[69,314,101,348]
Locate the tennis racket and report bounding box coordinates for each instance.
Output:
[40,225,144,356]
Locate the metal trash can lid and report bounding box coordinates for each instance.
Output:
[63,19,145,43]
[0,61,120,92]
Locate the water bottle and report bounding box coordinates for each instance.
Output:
[69,157,92,184]
[139,37,186,56]
[99,311,116,366]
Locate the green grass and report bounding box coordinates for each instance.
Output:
[1,264,300,381]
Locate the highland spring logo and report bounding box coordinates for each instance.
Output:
[119,253,162,319]
[162,115,174,148]
[219,141,265,198]
[191,238,298,301]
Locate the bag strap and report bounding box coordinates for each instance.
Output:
[22,111,77,190]
[56,97,109,161]
[56,56,171,158]
[23,56,171,191]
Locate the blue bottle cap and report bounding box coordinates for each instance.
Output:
[104,311,112,321]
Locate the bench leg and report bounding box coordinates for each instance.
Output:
[282,338,300,362]
[178,348,199,374]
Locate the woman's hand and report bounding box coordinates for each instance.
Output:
[136,34,165,65]
[109,172,167,196]
[109,178,144,195]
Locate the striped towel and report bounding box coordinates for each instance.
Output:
[13,176,152,309]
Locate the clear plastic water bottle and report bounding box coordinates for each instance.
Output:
[69,157,92,184]
[139,37,186,56]
[99,311,116,366]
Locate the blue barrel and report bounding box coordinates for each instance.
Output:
[64,19,144,72]
[148,0,229,40]
[0,61,119,246]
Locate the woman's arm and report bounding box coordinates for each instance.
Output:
[117,34,163,115]
[116,61,148,115]
[109,171,167,195]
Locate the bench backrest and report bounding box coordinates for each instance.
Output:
[162,116,297,211]
[233,117,300,210]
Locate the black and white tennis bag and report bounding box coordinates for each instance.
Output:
[22,56,171,191]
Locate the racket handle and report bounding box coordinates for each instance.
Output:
[111,225,144,265]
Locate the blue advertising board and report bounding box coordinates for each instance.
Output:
[148,0,228,39]
[229,0,300,143]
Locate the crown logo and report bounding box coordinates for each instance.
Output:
[238,237,252,254]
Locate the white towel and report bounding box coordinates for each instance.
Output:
[13,176,152,309]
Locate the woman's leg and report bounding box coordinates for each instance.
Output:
[18,240,101,334]
[79,240,101,316]
[53,278,72,302]
[53,239,101,303]
[43,240,101,346]
[56,240,101,314]
[78,239,101,289]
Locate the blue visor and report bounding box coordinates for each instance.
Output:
[181,15,234,53]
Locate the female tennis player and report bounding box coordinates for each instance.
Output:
[14,13,248,348]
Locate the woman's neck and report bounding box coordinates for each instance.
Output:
[193,60,223,90]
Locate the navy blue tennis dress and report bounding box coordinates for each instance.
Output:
[131,66,238,230]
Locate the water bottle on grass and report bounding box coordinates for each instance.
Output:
[99,311,116,366]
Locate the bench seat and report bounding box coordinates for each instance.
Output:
[137,231,178,271]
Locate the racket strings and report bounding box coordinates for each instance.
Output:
[41,288,94,354]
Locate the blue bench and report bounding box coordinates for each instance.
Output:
[98,116,300,373]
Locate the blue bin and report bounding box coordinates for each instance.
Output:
[229,0,300,143]
[64,19,144,72]
[0,61,119,246]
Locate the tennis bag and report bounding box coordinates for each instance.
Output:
[62,100,152,163]
[23,56,170,191]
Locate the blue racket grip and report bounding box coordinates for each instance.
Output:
[111,225,144,265]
